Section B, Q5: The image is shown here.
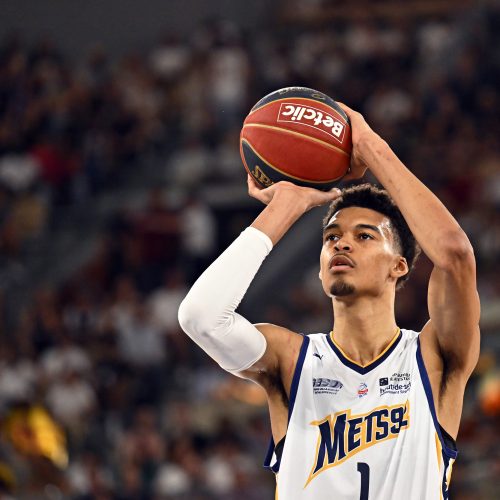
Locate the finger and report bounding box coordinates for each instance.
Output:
[247,173,258,192]
[336,101,354,115]
[329,188,342,201]
[314,188,342,207]
[247,173,263,191]
[247,174,268,203]
[247,174,258,196]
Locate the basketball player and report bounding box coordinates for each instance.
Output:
[178,103,480,499]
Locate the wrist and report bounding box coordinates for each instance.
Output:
[356,132,386,163]
[251,189,308,245]
[270,188,310,214]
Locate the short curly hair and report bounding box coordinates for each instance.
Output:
[323,183,421,289]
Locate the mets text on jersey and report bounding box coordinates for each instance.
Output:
[305,401,410,486]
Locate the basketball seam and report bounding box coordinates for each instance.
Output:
[241,138,345,184]
[247,97,350,124]
[242,123,351,158]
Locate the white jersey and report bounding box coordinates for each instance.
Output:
[264,329,457,500]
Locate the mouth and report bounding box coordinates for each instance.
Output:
[329,254,355,272]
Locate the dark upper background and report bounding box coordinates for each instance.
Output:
[0,1,498,499]
[0,0,270,57]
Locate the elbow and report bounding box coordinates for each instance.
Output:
[439,230,475,270]
[178,295,222,338]
[178,297,202,336]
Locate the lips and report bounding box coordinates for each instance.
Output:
[329,254,355,269]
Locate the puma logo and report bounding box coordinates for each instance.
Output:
[313,353,324,360]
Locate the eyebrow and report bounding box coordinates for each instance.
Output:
[323,223,382,235]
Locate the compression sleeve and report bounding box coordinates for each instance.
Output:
[177,226,273,373]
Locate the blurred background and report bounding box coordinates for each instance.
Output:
[0,0,499,498]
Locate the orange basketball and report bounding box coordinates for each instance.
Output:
[240,87,352,190]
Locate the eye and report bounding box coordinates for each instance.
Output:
[358,232,373,240]
[324,233,340,242]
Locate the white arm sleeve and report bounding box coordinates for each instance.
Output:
[177,226,273,373]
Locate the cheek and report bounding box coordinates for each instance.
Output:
[358,254,391,280]
[371,255,394,279]
[319,248,329,273]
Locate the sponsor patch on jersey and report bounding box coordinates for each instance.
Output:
[313,378,343,395]
[277,103,346,142]
[380,372,412,395]
[357,382,368,398]
[391,372,411,382]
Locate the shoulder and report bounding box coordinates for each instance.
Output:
[398,328,420,348]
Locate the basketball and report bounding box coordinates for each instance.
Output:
[240,87,352,190]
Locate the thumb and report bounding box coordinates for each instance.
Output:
[326,187,342,201]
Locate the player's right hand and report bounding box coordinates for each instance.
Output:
[337,102,378,181]
[247,174,341,211]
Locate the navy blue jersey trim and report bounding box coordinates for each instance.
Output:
[263,435,286,472]
[416,336,458,460]
[263,437,276,471]
[263,334,309,473]
[288,334,310,422]
[326,330,402,375]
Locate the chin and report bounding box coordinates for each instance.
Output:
[330,279,356,297]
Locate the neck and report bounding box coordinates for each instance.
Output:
[331,291,398,367]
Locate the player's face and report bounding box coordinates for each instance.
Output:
[319,207,408,298]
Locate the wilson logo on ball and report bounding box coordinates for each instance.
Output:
[277,103,346,143]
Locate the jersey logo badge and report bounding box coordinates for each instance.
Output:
[379,377,389,386]
[306,400,410,487]
[313,352,324,360]
[313,378,343,395]
[357,382,368,398]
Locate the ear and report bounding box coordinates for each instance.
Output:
[390,256,408,280]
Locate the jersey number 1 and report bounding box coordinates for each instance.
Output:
[357,462,370,500]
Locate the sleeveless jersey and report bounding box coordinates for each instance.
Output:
[264,329,457,500]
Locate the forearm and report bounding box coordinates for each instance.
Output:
[181,190,306,329]
[178,226,271,372]
[358,134,473,266]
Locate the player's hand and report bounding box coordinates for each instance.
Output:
[247,174,341,210]
[337,102,378,181]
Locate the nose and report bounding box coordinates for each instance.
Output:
[334,237,352,252]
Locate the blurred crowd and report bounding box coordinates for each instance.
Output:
[1,2,499,499]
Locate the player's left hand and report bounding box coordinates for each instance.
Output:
[337,102,377,181]
[247,174,341,210]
